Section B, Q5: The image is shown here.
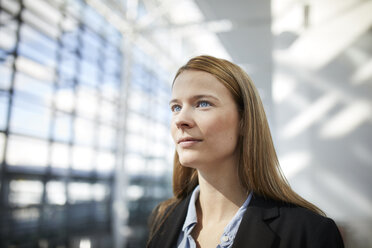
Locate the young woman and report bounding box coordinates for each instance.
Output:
[147,55,344,248]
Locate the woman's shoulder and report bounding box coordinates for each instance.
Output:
[250,194,344,247]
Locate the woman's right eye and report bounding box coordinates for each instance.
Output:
[171,105,182,112]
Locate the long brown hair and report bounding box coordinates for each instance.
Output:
[149,55,324,238]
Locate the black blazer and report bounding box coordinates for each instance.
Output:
[147,193,344,248]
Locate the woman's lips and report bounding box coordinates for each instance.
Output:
[178,138,202,148]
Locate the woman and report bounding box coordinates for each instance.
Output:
[147,55,344,248]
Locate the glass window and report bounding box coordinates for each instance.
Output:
[0,133,5,163]
[101,80,119,100]
[124,153,146,176]
[99,100,117,125]
[76,84,98,119]
[10,94,51,139]
[0,92,9,130]
[74,117,95,146]
[14,72,53,107]
[16,56,55,82]
[7,135,49,167]
[79,59,99,87]
[55,88,75,113]
[53,112,72,142]
[92,183,109,201]
[9,179,43,206]
[0,17,18,53]
[68,182,92,203]
[12,207,40,222]
[82,7,104,33]
[96,151,115,173]
[22,8,59,39]
[46,181,66,205]
[72,145,94,171]
[0,56,15,90]
[51,142,70,169]
[18,24,57,67]
[99,125,116,150]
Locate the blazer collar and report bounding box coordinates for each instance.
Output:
[148,194,191,248]
[232,193,280,248]
[149,193,280,248]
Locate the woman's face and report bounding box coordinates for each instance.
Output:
[170,70,240,169]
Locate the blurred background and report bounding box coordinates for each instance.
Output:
[0,0,371,247]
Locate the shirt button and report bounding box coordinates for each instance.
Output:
[222,236,229,242]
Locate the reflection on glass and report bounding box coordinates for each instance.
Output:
[46,181,66,205]
[68,182,92,203]
[7,135,48,167]
[9,179,43,206]
[51,142,70,169]
[72,145,93,171]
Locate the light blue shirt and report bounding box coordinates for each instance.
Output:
[176,186,253,248]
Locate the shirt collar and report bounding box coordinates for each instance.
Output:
[181,185,200,233]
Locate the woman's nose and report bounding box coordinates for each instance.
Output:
[174,107,195,129]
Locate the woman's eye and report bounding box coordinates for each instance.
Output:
[171,105,182,112]
[197,101,211,108]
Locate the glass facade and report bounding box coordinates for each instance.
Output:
[0,0,172,247]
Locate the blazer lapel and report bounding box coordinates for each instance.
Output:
[232,194,279,248]
[149,194,191,248]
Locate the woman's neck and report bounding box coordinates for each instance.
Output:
[196,164,247,224]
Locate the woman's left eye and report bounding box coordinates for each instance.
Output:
[197,101,211,108]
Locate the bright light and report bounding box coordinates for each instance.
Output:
[279,151,311,179]
[320,100,371,138]
[79,239,91,248]
[282,92,339,138]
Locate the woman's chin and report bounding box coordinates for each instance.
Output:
[179,157,198,168]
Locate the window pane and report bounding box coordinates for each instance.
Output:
[92,183,109,201]
[7,135,48,167]
[68,182,92,203]
[9,179,43,206]
[14,72,53,107]
[74,117,95,146]
[76,85,98,119]
[53,112,72,142]
[96,151,115,173]
[72,145,94,171]
[55,88,75,113]
[0,133,5,163]
[0,92,9,130]
[100,100,117,125]
[99,125,116,150]
[51,142,70,169]
[10,95,51,138]
[0,56,14,90]
[46,181,66,205]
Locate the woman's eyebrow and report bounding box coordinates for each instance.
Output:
[169,94,219,105]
